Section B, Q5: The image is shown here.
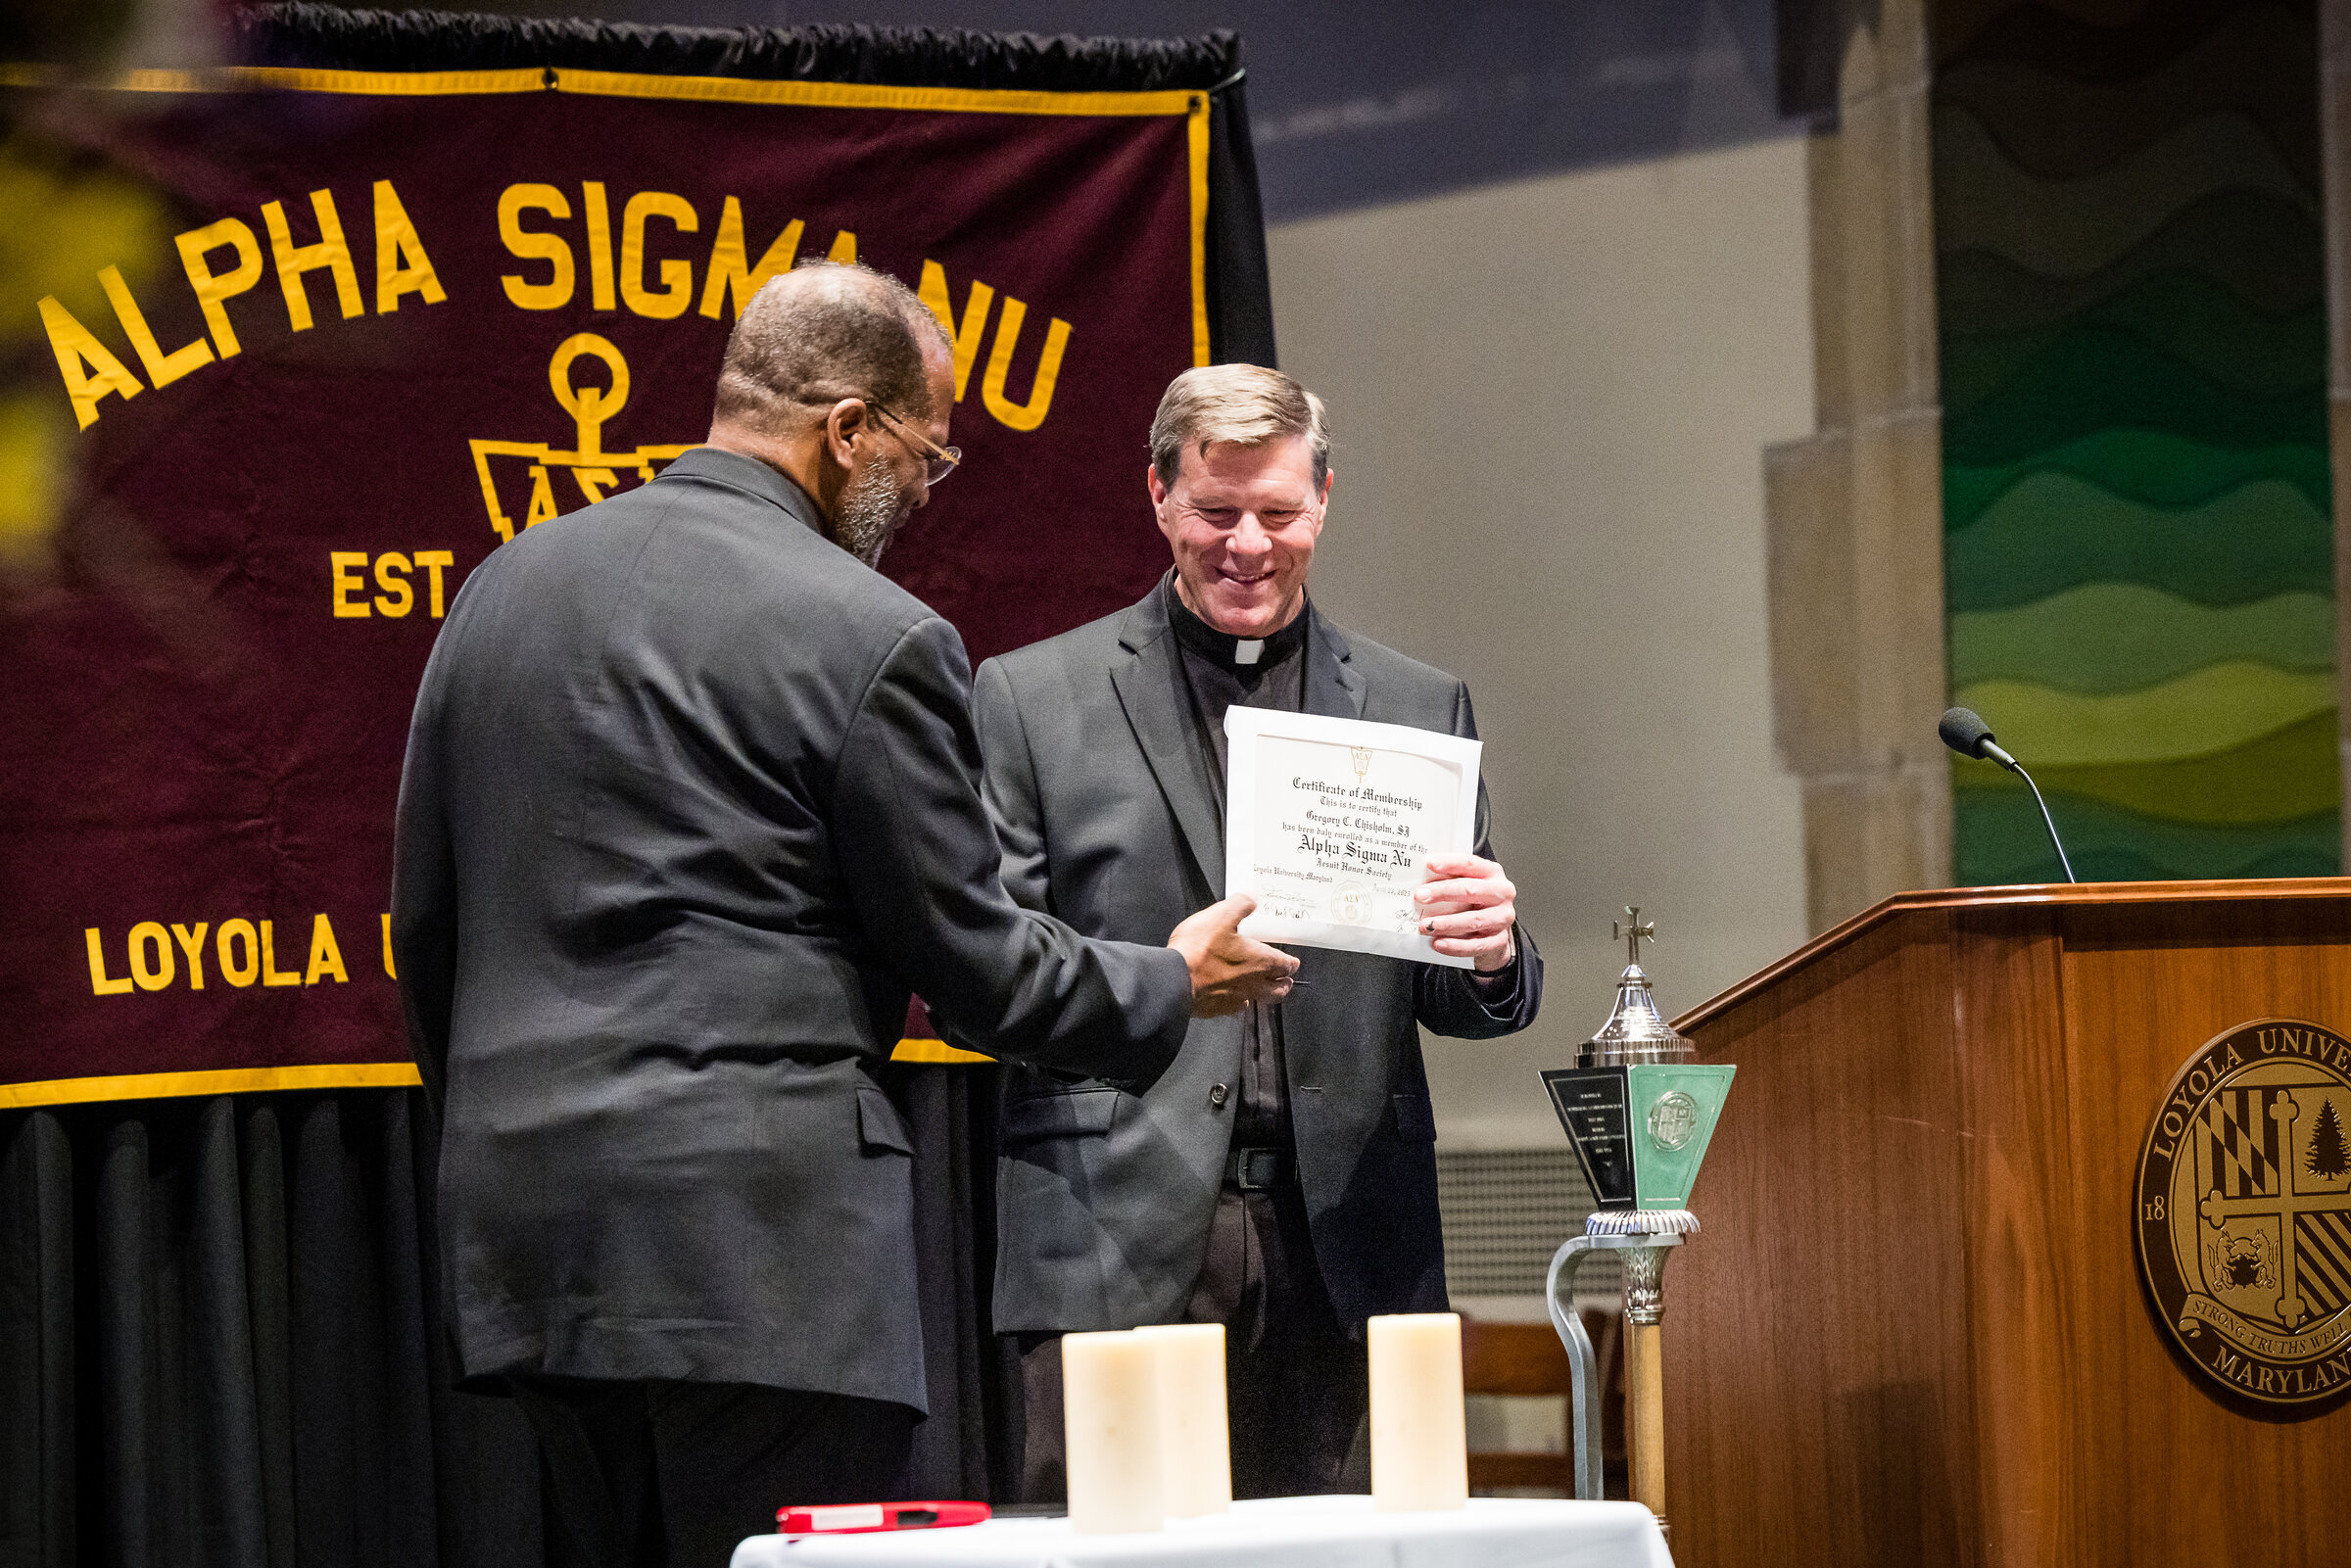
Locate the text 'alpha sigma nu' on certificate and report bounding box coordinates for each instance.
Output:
[1222,707,1483,968]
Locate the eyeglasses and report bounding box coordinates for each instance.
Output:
[865,399,961,487]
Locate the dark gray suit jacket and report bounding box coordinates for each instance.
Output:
[391,448,1190,1413]
[972,585,1543,1337]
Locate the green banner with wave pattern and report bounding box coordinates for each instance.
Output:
[1934,0,2337,884]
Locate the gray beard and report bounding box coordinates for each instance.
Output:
[832,460,907,568]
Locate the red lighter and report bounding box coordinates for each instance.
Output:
[777,1501,991,1535]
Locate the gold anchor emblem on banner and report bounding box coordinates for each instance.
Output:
[468,335,696,542]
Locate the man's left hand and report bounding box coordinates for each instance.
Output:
[1414,853,1518,972]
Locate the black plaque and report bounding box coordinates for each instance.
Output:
[1543,1065,1636,1209]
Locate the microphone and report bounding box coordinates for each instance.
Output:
[1938,706,2078,884]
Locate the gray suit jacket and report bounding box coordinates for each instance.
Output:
[391,449,1190,1413]
[973,585,1543,1336]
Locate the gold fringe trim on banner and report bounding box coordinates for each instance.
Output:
[0,1061,423,1109]
[0,62,1200,118]
[0,1040,993,1104]
[889,1037,996,1066]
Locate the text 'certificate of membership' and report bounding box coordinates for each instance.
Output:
[1223,708,1482,967]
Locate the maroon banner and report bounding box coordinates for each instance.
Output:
[3,68,1208,1103]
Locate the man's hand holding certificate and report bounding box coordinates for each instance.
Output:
[1412,850,1520,972]
[1222,708,1505,969]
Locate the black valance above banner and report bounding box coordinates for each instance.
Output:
[239,5,1231,89]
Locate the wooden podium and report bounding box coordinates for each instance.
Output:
[1663,879,2351,1566]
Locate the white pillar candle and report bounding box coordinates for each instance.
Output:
[1135,1323,1230,1516]
[1367,1311,1468,1511]
[1061,1331,1165,1534]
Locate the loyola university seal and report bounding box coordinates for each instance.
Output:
[2136,1019,2351,1410]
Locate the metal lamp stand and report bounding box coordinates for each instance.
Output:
[1548,1211,1698,1521]
[1538,910,1733,1544]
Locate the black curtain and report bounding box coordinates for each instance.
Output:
[1,1089,526,1568]
[1,10,1273,1566]
[0,1073,1010,1568]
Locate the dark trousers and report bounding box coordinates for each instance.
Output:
[510,1377,916,1568]
[1019,1176,1370,1501]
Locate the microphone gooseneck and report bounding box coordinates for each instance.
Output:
[1937,706,2077,884]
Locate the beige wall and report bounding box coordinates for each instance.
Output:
[1266,136,1817,1146]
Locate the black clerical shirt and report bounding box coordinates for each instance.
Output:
[1165,577,1308,1150]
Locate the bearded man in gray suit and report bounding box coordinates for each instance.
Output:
[393,269,1297,1568]
[972,364,1543,1499]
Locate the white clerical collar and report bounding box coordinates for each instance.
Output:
[1163,576,1309,674]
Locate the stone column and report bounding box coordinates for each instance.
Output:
[1764,0,1951,934]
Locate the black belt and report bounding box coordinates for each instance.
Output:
[1223,1146,1291,1191]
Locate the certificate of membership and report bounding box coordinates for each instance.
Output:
[1223,707,1483,967]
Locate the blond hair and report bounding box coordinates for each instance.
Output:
[1148,363,1330,487]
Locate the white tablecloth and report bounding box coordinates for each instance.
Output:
[731,1495,1671,1568]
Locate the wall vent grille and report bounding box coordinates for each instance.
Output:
[1435,1146,1620,1298]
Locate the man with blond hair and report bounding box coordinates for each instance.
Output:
[972,363,1543,1498]
[394,270,1296,1566]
